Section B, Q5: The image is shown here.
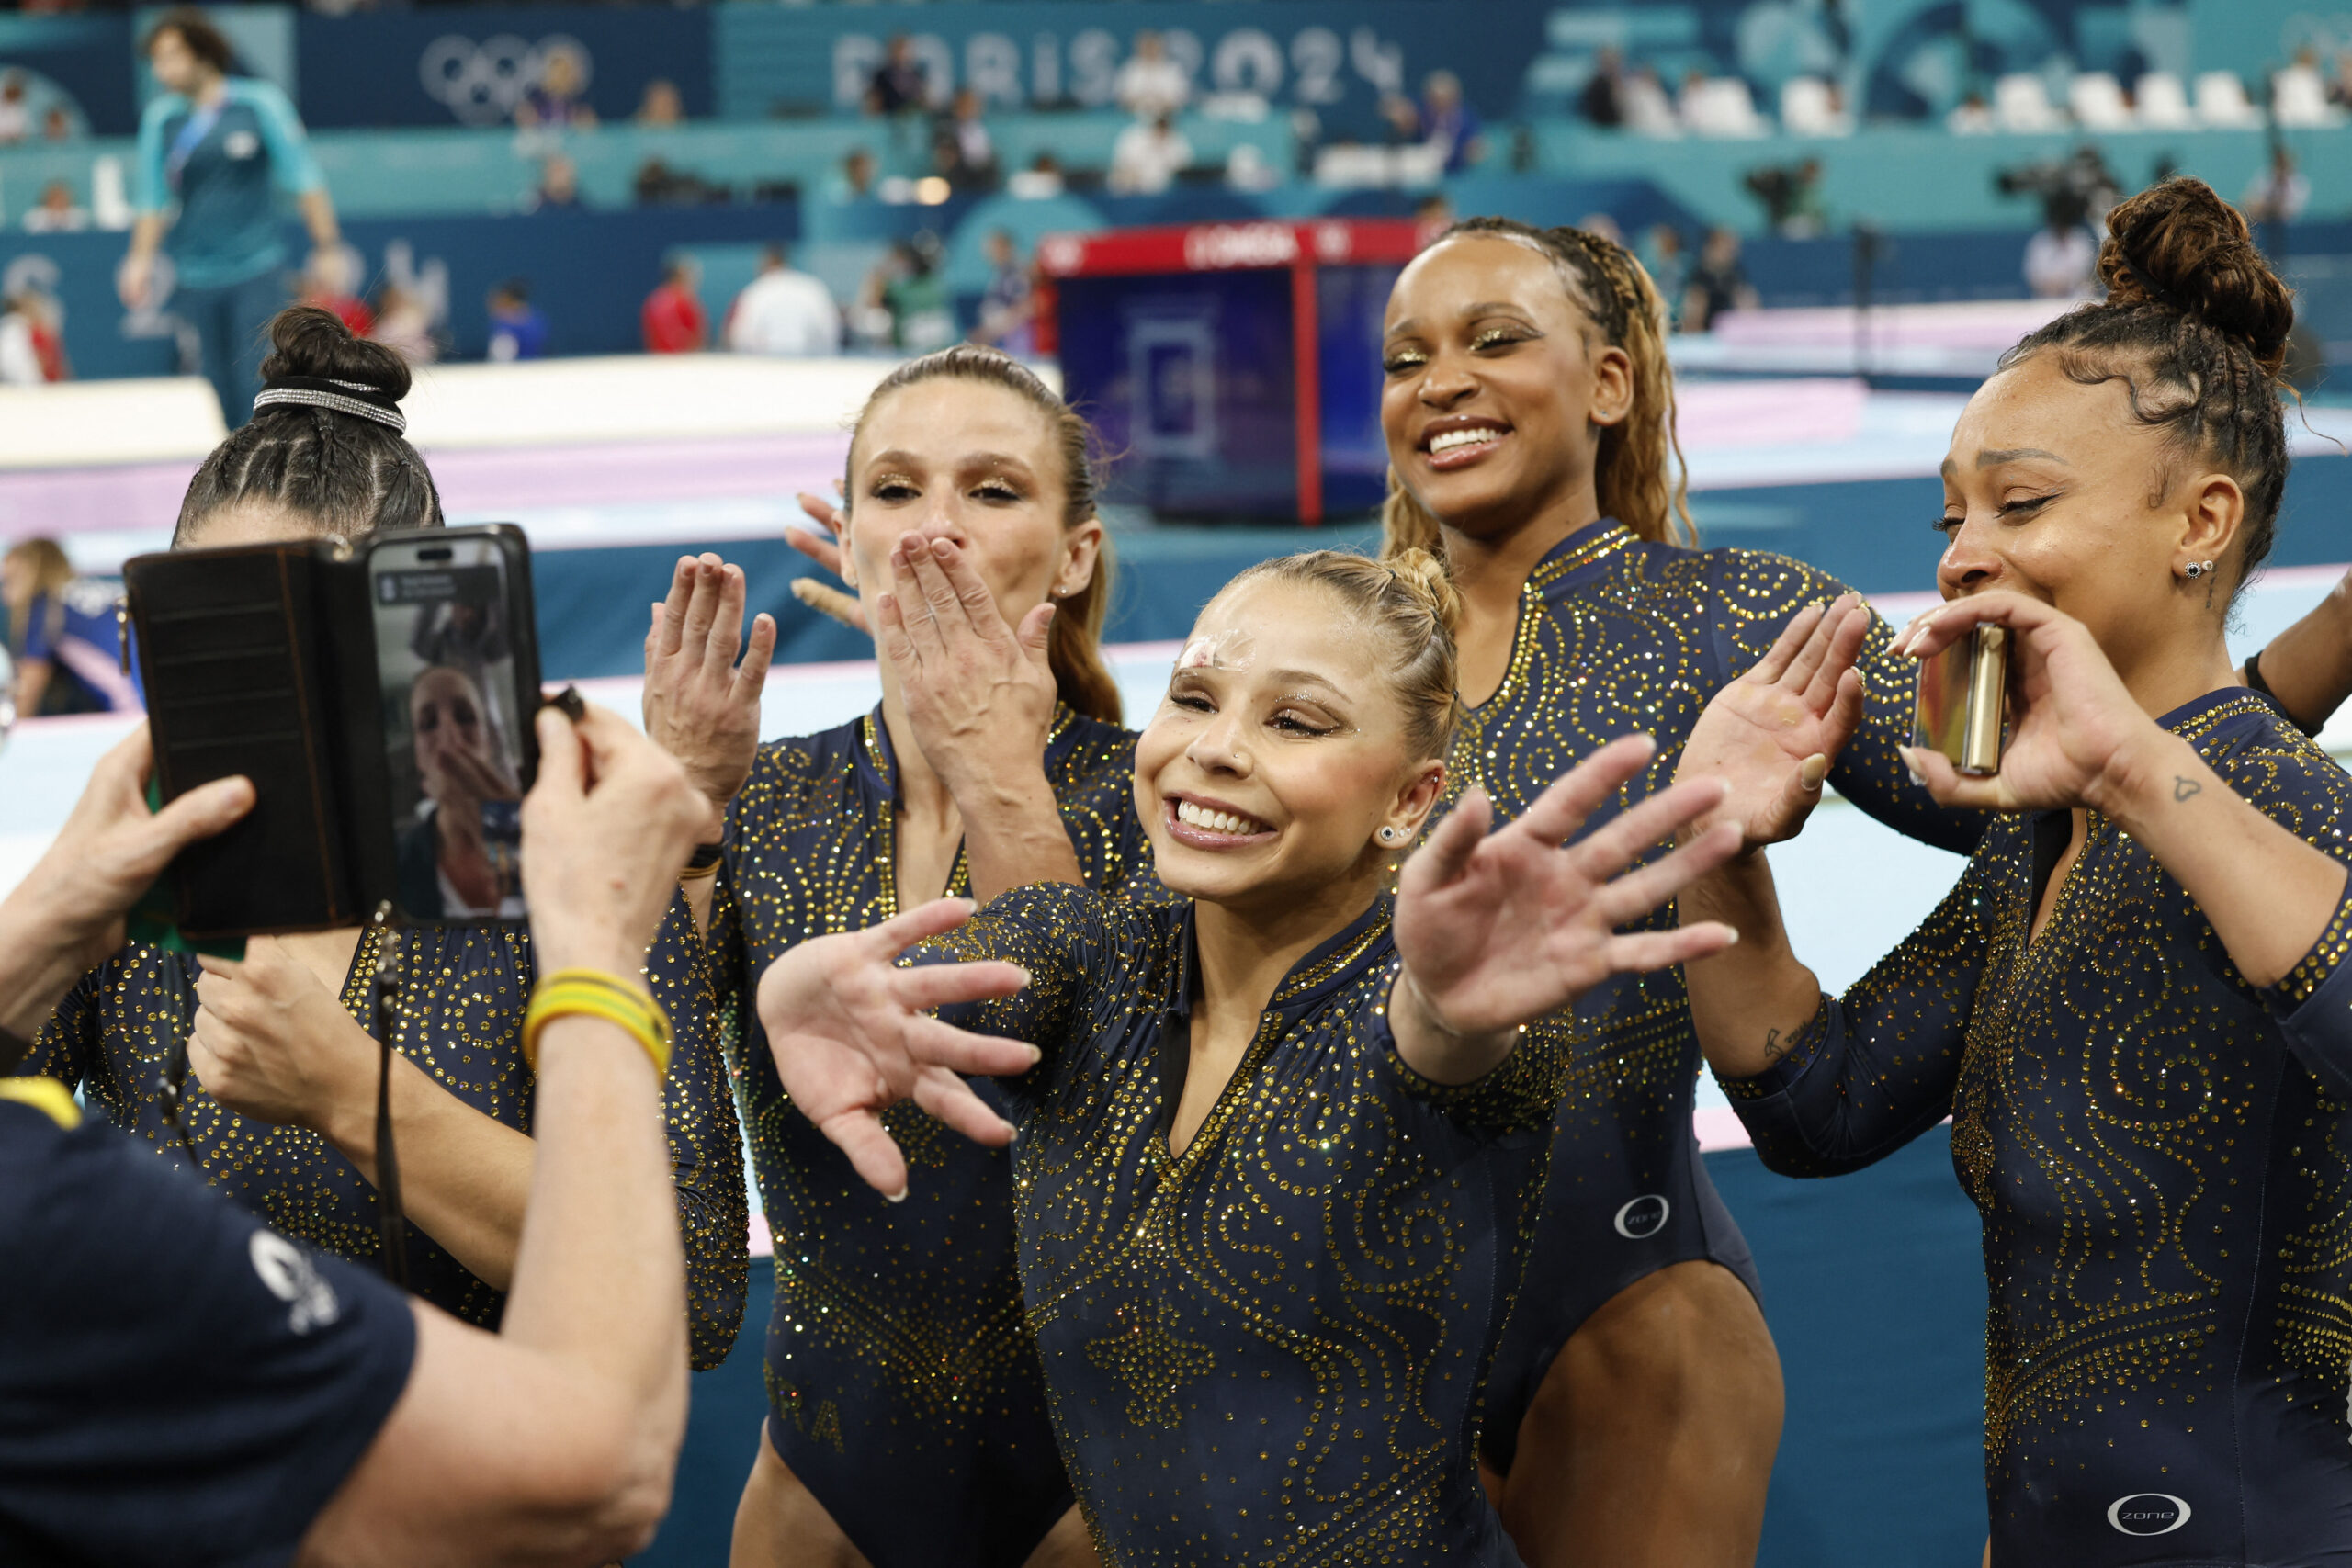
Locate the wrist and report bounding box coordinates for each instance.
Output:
[2092,728,2194,832]
[532,933,644,981]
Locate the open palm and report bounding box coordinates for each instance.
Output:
[1677,594,1869,851]
[754,898,1041,1199]
[1394,734,1741,1045]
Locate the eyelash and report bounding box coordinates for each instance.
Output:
[1380,327,1530,375]
[1168,691,1334,736]
[1932,493,2057,536]
[867,479,1026,503]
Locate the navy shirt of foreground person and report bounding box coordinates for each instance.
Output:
[0,1081,415,1567]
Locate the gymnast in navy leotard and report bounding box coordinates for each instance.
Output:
[753,548,1751,1567]
[647,346,1147,1568]
[1374,218,1982,1563]
[1676,178,2352,1564]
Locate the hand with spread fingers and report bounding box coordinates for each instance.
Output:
[877,532,1061,799]
[642,552,777,815]
[1894,591,2152,816]
[1676,593,1871,852]
[787,488,869,633]
[190,938,377,1131]
[754,897,1046,1201]
[1389,733,1745,1084]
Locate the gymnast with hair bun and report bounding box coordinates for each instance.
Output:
[1675,176,2352,1567]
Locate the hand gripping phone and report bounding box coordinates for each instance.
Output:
[1910,622,2009,776]
[124,525,546,940]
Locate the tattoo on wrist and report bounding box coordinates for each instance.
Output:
[2174,775,2202,803]
[1762,1026,1785,1064]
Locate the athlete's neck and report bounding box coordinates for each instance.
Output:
[190,70,228,109]
[1439,491,1604,618]
[1190,864,1383,1024]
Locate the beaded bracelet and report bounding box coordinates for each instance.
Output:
[522,968,673,1079]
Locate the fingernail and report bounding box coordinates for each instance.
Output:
[1012,964,1031,986]
[1799,754,1828,791]
[933,538,956,557]
[885,1188,908,1205]
[1724,928,1740,945]
[1026,1044,1044,1065]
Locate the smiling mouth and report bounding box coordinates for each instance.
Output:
[1421,425,1510,469]
[1166,796,1275,847]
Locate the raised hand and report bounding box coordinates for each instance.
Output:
[191,938,377,1130]
[642,552,776,813]
[755,897,1045,1200]
[1676,593,1870,851]
[788,488,870,634]
[878,533,1059,798]
[1390,734,1743,1083]
[1895,591,2156,816]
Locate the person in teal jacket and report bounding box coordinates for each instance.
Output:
[120,7,343,426]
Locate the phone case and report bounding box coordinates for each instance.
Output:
[1910,624,2008,776]
[124,526,537,940]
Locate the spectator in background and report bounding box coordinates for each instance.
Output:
[486,279,548,362]
[0,73,29,146]
[1108,112,1193,195]
[298,245,372,338]
[0,281,68,386]
[725,245,840,357]
[865,34,929,117]
[1008,151,1066,200]
[21,179,89,233]
[528,152,582,212]
[1580,47,1626,128]
[1623,64,1679,135]
[642,255,707,354]
[514,49,596,132]
[1682,226,1758,331]
[2023,194,2099,299]
[368,282,438,366]
[1117,31,1191,121]
[941,87,998,190]
[1947,92,1996,133]
[3,539,138,716]
[854,234,953,352]
[1413,190,1455,227]
[1578,210,1624,246]
[969,229,1037,357]
[40,107,73,142]
[2244,143,2310,224]
[1419,71,1484,172]
[122,6,342,428]
[831,146,877,202]
[634,78,684,130]
[1640,223,1690,326]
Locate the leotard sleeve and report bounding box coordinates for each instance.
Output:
[1715,847,1998,1175]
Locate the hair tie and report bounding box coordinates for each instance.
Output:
[252,375,407,434]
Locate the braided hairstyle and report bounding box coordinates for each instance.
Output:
[174,306,443,545]
[2001,177,2293,596]
[1383,217,1694,560]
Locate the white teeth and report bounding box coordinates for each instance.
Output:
[1428,427,1505,454]
[1176,800,1267,836]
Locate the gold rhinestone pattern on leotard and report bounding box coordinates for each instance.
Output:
[21,911,747,1368]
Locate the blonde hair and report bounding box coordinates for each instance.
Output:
[1382,217,1695,560]
[1218,547,1463,760]
[4,536,74,652]
[845,344,1122,724]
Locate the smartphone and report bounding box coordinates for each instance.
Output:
[1911,623,2008,775]
[366,530,543,923]
[126,525,543,940]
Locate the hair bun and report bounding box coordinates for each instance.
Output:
[1385,546,1463,638]
[2097,177,2293,376]
[258,304,413,401]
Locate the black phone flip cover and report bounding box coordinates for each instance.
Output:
[124,542,376,938]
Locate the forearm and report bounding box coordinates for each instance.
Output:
[127,213,165,262]
[499,1007,688,1466]
[321,1054,533,1292]
[1387,968,1518,1085]
[0,889,96,1042]
[2103,732,2350,988]
[299,186,339,248]
[956,770,1084,905]
[2244,574,2352,732]
[1678,854,1827,1079]
[15,659,51,717]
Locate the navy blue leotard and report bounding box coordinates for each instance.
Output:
[1449,522,1982,1467]
[1724,691,2352,1564]
[714,705,1149,1568]
[18,907,747,1367]
[920,886,1571,1566]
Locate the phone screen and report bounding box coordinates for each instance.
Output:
[368,536,529,922]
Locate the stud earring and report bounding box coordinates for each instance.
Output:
[2184,560,2214,579]
[1378,827,1400,843]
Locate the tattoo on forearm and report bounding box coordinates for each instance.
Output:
[2174,776,2202,803]
[1762,1026,1785,1064]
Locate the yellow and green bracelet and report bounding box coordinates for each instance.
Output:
[522,968,673,1079]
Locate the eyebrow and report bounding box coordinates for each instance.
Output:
[864,449,1036,475]
[1267,669,1349,698]
[1939,446,2069,480]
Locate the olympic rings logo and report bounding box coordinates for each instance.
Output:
[419,34,593,127]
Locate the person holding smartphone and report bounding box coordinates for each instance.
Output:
[1671,178,2352,1565]
[13,305,748,1371]
[0,701,887,1565]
